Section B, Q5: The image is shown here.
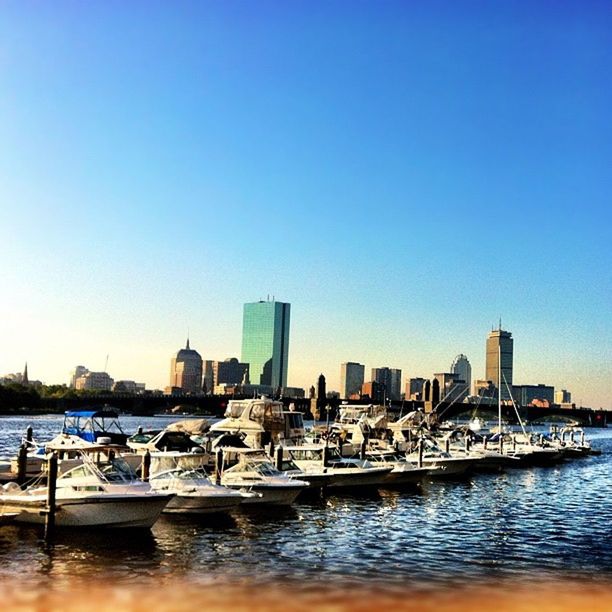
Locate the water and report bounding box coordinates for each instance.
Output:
[0,415,610,594]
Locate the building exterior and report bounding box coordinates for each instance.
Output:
[451,354,472,397]
[361,381,385,403]
[168,339,203,395]
[213,358,249,388]
[202,360,214,395]
[434,372,467,403]
[112,380,146,393]
[75,371,114,391]
[485,327,514,400]
[371,367,402,401]
[340,362,365,399]
[513,384,555,406]
[405,377,426,400]
[70,366,89,388]
[241,299,291,389]
[555,389,572,404]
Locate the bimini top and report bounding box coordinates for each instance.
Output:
[64,409,119,419]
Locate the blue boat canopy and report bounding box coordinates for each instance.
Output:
[64,409,119,419]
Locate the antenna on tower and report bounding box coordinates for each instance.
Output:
[104,354,109,373]
[499,316,502,330]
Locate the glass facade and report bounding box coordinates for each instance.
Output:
[241,300,290,389]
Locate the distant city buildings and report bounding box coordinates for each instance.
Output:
[555,389,572,404]
[485,326,514,400]
[340,362,365,399]
[112,380,146,394]
[405,377,426,400]
[371,367,402,401]
[513,384,555,406]
[167,338,203,395]
[213,358,249,388]
[241,299,290,389]
[75,371,114,391]
[451,354,472,397]
[361,380,385,403]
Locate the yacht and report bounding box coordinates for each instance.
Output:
[403,437,480,477]
[0,455,172,528]
[148,451,248,513]
[219,449,309,505]
[280,444,393,489]
[362,448,434,485]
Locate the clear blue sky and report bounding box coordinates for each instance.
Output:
[1,1,610,407]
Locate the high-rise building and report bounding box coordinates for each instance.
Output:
[75,371,114,391]
[405,377,426,400]
[513,384,554,406]
[371,367,402,401]
[213,358,250,387]
[168,338,203,395]
[434,372,465,402]
[340,362,365,399]
[241,299,290,389]
[485,327,514,400]
[70,366,89,388]
[555,389,572,404]
[451,354,472,397]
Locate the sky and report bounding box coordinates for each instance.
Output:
[0,1,610,408]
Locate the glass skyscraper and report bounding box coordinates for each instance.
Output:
[241,300,290,389]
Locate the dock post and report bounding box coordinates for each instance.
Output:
[483,437,488,450]
[580,431,585,446]
[323,444,330,468]
[215,449,223,485]
[570,431,575,444]
[465,436,471,452]
[499,436,504,454]
[16,444,28,486]
[360,439,367,460]
[445,439,450,454]
[275,446,283,471]
[44,452,58,540]
[26,426,33,444]
[417,438,424,468]
[142,451,151,482]
[513,435,517,451]
[137,426,143,435]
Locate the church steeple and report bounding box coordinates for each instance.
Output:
[23,362,29,386]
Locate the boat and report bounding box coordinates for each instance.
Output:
[210,397,306,448]
[0,454,173,528]
[219,448,309,505]
[61,409,129,445]
[362,448,434,485]
[149,452,247,514]
[280,444,393,489]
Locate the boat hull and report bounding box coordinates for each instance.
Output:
[163,493,243,514]
[1,494,172,528]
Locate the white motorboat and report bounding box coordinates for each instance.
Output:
[148,451,247,513]
[403,438,479,477]
[0,455,173,528]
[362,449,434,485]
[220,449,309,505]
[281,444,393,489]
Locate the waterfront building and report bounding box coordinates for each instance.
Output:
[75,371,114,391]
[513,384,555,406]
[361,381,385,403]
[434,372,467,403]
[405,377,426,400]
[213,358,250,388]
[555,389,572,404]
[451,354,472,396]
[371,367,402,401]
[70,366,89,388]
[340,362,364,399]
[202,360,214,395]
[241,299,290,389]
[112,380,146,393]
[168,338,203,395]
[485,326,514,400]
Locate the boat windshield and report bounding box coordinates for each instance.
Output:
[99,458,138,482]
[289,448,324,461]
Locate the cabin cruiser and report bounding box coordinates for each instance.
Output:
[280,444,393,489]
[219,448,309,505]
[210,397,305,448]
[148,452,246,514]
[403,437,480,477]
[362,449,433,485]
[483,433,564,466]
[0,454,172,528]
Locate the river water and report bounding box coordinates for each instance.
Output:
[0,415,610,597]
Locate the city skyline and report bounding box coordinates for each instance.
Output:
[1,3,610,408]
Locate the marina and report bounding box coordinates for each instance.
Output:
[0,411,609,607]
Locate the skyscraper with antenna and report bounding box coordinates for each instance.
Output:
[485,324,514,400]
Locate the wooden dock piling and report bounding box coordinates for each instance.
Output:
[44,452,58,540]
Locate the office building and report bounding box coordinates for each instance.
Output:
[168,338,203,395]
[241,299,290,389]
[340,362,365,399]
[361,381,385,403]
[405,377,426,400]
[485,327,514,400]
[513,384,554,406]
[434,372,467,403]
[70,366,89,388]
[213,358,249,388]
[451,354,472,397]
[555,389,572,404]
[371,367,402,401]
[75,371,114,391]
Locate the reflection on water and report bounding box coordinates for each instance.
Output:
[0,415,610,594]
